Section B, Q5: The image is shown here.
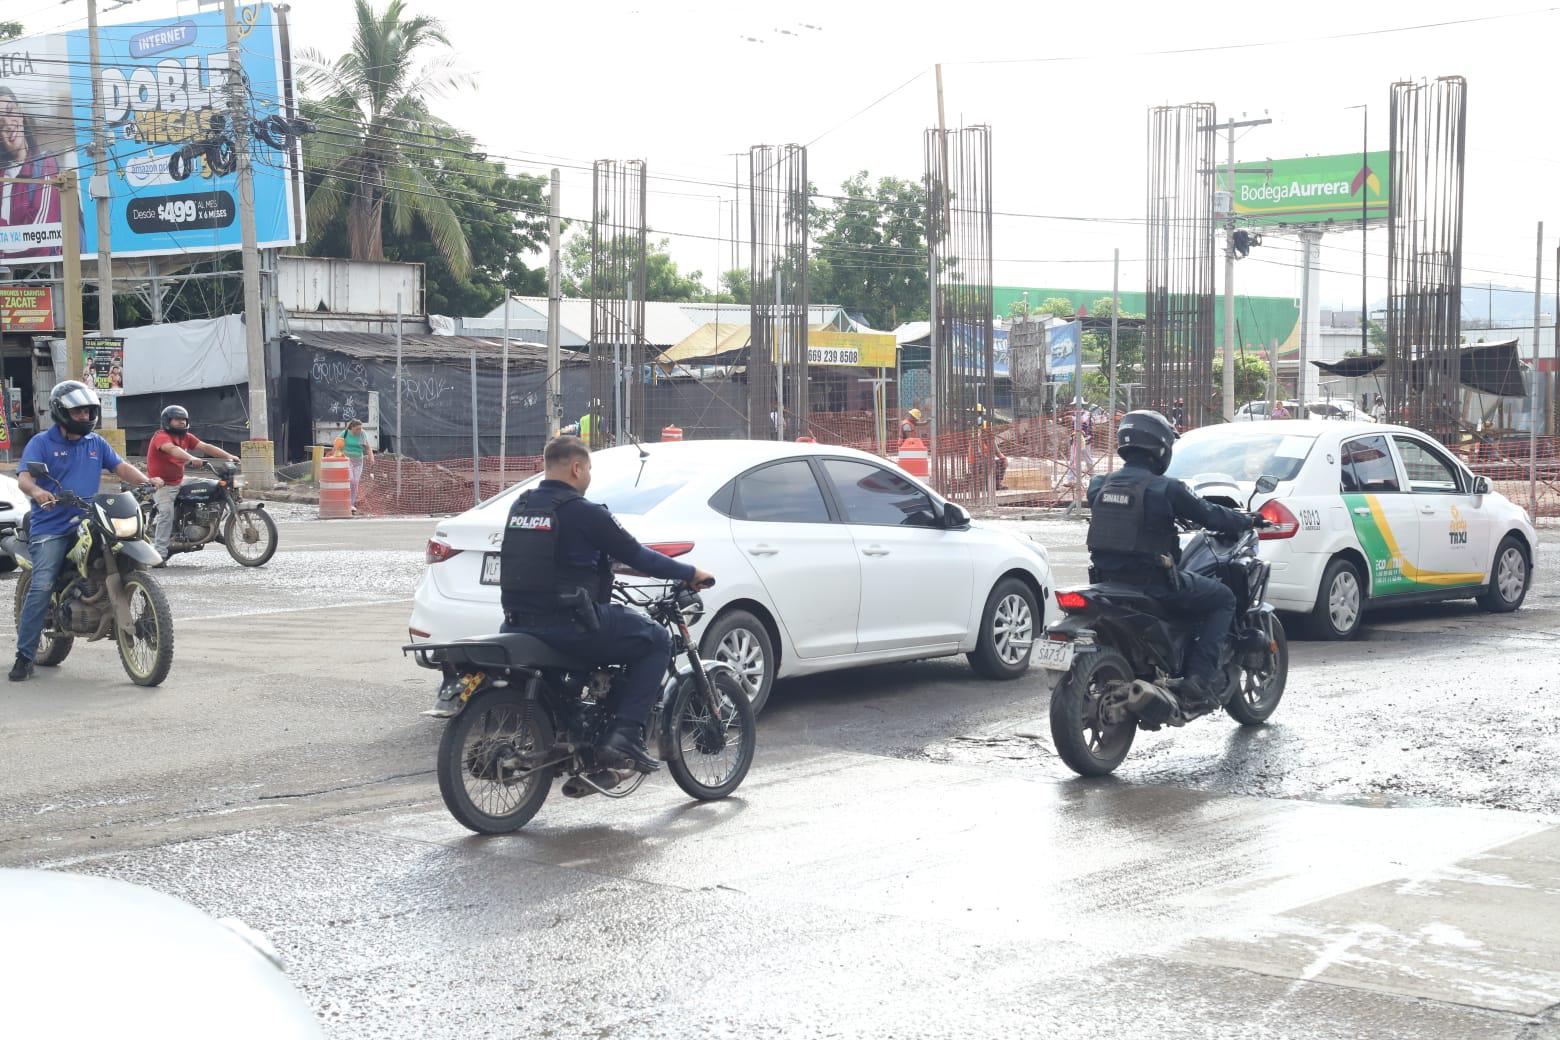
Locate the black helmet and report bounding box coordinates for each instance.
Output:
[160,405,190,434]
[1115,409,1177,475]
[49,380,101,437]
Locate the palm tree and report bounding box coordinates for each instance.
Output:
[297,0,472,277]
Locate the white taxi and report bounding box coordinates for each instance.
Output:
[1167,420,1537,639]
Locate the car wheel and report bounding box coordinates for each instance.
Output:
[1307,557,1364,640]
[1477,536,1530,613]
[701,609,775,715]
[968,577,1038,679]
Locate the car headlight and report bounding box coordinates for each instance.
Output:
[111,515,141,539]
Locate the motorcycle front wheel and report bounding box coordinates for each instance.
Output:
[1225,614,1288,726]
[1049,648,1137,777]
[116,572,174,687]
[438,687,555,834]
[223,508,278,567]
[12,572,72,666]
[663,667,755,801]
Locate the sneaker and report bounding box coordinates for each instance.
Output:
[8,654,33,682]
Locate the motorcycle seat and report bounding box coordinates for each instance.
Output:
[442,632,589,671]
[1089,582,1181,620]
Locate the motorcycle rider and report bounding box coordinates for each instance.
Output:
[1085,410,1253,709]
[499,435,714,772]
[147,405,240,563]
[11,382,161,682]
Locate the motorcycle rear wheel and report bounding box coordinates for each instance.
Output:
[664,668,755,801]
[116,572,174,687]
[438,687,555,834]
[1225,615,1288,726]
[223,508,278,567]
[1049,648,1136,777]
[12,573,72,666]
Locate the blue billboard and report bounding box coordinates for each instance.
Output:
[1046,321,1082,379]
[0,4,304,261]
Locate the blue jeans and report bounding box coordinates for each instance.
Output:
[16,533,71,662]
[502,603,672,726]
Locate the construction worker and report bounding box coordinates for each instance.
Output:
[899,408,923,444]
[969,403,1007,490]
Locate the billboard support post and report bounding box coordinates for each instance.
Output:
[225,0,269,452]
[85,0,113,343]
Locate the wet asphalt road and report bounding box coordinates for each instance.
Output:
[2,508,1558,1038]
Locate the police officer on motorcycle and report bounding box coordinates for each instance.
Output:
[1085,410,1254,709]
[499,435,714,772]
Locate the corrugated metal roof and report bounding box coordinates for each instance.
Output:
[294,331,588,366]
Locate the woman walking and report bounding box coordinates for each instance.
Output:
[334,419,375,515]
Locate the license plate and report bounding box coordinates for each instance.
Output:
[1033,638,1075,672]
[480,552,501,585]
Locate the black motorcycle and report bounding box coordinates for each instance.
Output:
[133,460,278,567]
[1041,474,1289,777]
[405,580,757,834]
[5,462,174,687]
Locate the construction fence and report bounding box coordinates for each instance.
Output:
[328,410,1560,521]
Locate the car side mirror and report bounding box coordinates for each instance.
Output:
[1254,474,1279,495]
[942,503,971,528]
[25,461,48,479]
[1472,475,1491,495]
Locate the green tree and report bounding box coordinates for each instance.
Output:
[811,172,928,329]
[1036,297,1075,318]
[298,0,473,276]
[1211,354,1271,413]
[0,22,23,41]
[561,233,714,302]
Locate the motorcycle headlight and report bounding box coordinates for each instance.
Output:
[233,477,246,488]
[110,515,141,539]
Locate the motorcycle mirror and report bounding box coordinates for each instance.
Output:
[25,461,48,478]
[1254,474,1279,494]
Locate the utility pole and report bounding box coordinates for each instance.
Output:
[930,63,950,490]
[1202,116,1270,422]
[1531,222,1542,519]
[224,0,270,470]
[85,0,113,337]
[547,168,562,437]
[1109,248,1120,420]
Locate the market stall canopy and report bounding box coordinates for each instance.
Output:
[1311,339,1526,398]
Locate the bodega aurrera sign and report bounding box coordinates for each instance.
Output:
[1217,151,1390,227]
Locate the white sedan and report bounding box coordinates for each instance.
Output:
[409,440,1056,712]
[1167,420,1536,639]
[0,472,30,571]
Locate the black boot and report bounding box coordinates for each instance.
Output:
[596,719,660,773]
[1171,671,1220,713]
[8,654,33,682]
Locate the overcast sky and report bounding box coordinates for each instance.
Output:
[34,0,1560,318]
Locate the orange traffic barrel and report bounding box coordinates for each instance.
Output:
[896,436,929,478]
[661,424,683,442]
[319,454,353,519]
[796,435,816,443]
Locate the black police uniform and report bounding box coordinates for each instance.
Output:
[1086,459,1250,691]
[500,479,695,727]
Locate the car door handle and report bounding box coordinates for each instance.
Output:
[1352,507,1372,516]
[861,546,890,557]
[746,544,779,557]
[1420,507,1436,515]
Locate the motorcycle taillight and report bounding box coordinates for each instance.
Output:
[1056,591,1090,612]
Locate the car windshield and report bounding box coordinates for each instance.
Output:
[1165,432,1316,483]
[482,452,702,516]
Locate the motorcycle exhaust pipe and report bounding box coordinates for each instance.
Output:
[1124,679,1180,728]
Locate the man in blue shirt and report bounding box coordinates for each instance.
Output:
[11,381,160,682]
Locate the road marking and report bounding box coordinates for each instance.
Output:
[183,597,413,623]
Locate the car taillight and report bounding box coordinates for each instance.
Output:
[409,627,430,640]
[1258,500,1300,540]
[645,541,694,558]
[1056,591,1090,612]
[426,539,463,564]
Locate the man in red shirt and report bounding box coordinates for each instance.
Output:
[147,405,240,563]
